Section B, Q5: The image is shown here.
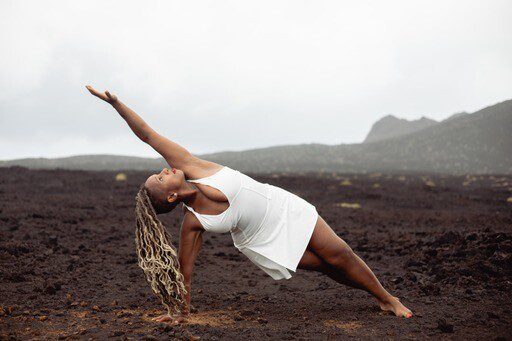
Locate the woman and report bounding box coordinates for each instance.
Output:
[86,85,413,323]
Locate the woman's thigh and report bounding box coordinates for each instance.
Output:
[297,248,327,271]
[306,215,351,263]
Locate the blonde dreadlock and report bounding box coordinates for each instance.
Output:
[134,187,187,315]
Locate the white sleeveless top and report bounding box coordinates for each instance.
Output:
[183,165,318,280]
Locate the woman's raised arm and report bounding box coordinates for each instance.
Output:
[86,85,207,173]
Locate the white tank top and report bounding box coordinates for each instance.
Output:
[182,166,271,242]
[183,165,319,280]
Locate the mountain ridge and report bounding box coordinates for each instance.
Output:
[1,99,511,174]
[363,115,438,143]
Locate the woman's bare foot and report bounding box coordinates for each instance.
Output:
[378,296,413,318]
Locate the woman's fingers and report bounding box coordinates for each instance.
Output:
[85,85,101,97]
[85,85,103,98]
[152,313,188,324]
[152,314,172,322]
[85,85,110,102]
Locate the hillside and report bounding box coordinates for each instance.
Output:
[203,100,512,174]
[351,100,512,173]
[0,155,166,171]
[1,99,511,174]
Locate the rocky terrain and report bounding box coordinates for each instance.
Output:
[1,167,511,339]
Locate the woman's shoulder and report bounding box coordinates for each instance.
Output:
[181,206,204,231]
[183,158,226,181]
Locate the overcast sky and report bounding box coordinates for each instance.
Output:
[1,1,511,160]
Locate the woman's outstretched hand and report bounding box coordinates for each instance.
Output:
[85,85,118,104]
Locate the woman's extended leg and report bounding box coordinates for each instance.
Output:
[298,215,412,318]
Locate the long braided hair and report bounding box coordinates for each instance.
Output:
[134,186,187,315]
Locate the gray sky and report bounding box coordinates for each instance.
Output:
[1,0,511,160]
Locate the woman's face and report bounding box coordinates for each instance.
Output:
[144,167,185,203]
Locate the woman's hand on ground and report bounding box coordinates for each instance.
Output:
[85,85,118,104]
[152,312,189,324]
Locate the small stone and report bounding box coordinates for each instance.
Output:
[257,317,268,324]
[116,311,131,318]
[109,331,124,337]
[437,318,454,333]
[391,276,404,284]
[48,235,58,247]
[487,311,499,319]
[240,310,253,317]
[162,324,174,332]
[80,301,88,307]
[44,282,61,295]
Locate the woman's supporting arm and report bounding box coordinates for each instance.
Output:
[85,85,203,171]
[178,211,204,313]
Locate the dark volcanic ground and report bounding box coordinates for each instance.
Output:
[0,167,511,340]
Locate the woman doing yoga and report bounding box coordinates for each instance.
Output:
[86,85,413,323]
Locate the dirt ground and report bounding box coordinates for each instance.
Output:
[0,167,511,340]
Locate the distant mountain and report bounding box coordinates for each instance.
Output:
[349,100,512,174]
[363,115,438,143]
[0,155,167,171]
[1,99,511,174]
[443,111,468,122]
[202,100,512,174]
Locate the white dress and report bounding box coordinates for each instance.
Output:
[182,166,319,280]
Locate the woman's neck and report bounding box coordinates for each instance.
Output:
[181,181,205,208]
